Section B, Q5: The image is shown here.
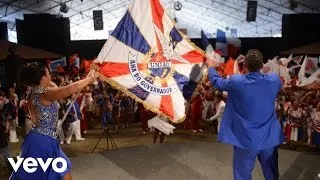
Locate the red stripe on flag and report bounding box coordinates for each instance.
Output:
[155,37,163,52]
[150,0,164,32]
[171,50,205,64]
[159,82,174,119]
[98,62,145,78]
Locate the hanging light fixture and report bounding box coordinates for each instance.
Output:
[174,1,182,11]
[60,2,69,13]
[289,0,298,10]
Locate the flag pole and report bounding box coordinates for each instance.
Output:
[56,70,97,132]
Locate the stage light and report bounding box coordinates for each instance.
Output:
[289,0,297,10]
[60,2,69,13]
[174,1,182,11]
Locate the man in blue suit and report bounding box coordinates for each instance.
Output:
[206,49,284,180]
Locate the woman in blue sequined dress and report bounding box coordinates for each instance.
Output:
[10,63,100,180]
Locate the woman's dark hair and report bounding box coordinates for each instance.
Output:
[21,62,47,86]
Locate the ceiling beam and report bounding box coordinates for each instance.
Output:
[196,0,281,26]
[0,0,18,9]
[68,0,114,19]
[269,0,320,12]
[69,0,133,27]
[0,0,47,18]
[188,1,272,33]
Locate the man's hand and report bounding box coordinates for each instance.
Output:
[205,54,220,68]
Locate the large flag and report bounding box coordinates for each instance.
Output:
[93,0,205,123]
[201,30,223,63]
[216,29,228,57]
[201,30,214,54]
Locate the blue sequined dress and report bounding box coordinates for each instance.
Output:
[10,87,71,180]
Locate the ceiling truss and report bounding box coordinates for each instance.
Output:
[0,0,319,41]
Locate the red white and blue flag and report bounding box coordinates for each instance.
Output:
[49,57,66,72]
[215,29,228,57]
[94,0,205,123]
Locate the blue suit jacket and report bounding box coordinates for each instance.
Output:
[208,67,285,151]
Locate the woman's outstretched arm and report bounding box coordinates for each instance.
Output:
[43,71,100,102]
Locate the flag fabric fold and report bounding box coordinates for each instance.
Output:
[201,30,223,63]
[93,0,205,123]
[298,56,320,86]
[216,29,228,57]
[292,55,303,65]
[262,57,291,84]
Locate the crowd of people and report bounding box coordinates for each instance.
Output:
[199,79,320,150]
[0,52,319,178]
[0,63,319,149]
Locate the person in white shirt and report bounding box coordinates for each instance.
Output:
[205,92,226,133]
[9,86,19,127]
[65,94,85,144]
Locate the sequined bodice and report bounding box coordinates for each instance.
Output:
[29,87,60,138]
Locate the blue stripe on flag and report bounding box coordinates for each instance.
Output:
[173,72,197,101]
[216,29,227,43]
[201,30,210,49]
[128,77,154,101]
[169,27,183,49]
[111,11,150,54]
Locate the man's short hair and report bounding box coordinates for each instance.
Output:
[245,49,263,72]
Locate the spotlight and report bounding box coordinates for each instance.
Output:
[174,1,182,11]
[60,3,69,13]
[289,0,297,10]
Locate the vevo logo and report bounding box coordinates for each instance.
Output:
[8,156,67,173]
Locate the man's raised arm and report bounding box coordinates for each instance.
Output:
[206,55,232,92]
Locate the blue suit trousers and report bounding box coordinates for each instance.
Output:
[233,146,279,180]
